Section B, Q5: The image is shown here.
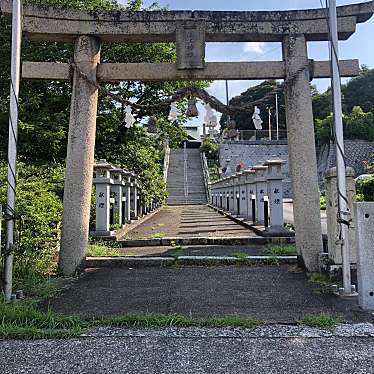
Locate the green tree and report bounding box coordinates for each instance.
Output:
[219,80,285,132]
[342,66,374,113]
[315,106,374,145]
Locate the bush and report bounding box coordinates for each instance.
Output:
[200,138,219,159]
[0,163,63,278]
[356,176,374,201]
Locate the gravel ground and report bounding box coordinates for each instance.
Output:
[1,328,374,374]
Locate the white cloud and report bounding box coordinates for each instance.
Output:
[242,42,266,55]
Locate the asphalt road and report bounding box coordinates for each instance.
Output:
[2,327,374,374]
[41,266,373,323]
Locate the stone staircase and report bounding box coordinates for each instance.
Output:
[166,148,207,205]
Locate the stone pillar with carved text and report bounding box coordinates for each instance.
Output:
[282,34,322,271]
[59,36,101,276]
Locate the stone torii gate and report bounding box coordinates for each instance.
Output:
[2,0,373,275]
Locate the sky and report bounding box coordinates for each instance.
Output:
[119,0,374,130]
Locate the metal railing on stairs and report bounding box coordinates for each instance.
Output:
[183,142,188,204]
[163,138,170,184]
[201,152,211,203]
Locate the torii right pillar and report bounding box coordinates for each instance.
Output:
[283,34,323,271]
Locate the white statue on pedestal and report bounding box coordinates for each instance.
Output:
[252,105,263,130]
[168,101,178,122]
[125,105,135,128]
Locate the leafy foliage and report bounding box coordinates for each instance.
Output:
[315,106,374,145]
[356,176,374,202]
[220,80,285,131]
[200,137,219,159]
[0,163,64,278]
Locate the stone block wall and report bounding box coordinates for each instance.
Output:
[318,140,374,191]
[219,141,292,198]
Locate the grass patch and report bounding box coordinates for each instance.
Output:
[149,232,166,239]
[266,244,297,256]
[0,302,263,340]
[13,274,72,301]
[309,273,333,286]
[299,313,342,329]
[102,313,262,329]
[87,244,124,257]
[0,302,88,339]
[231,252,249,259]
[168,246,185,257]
[309,273,336,294]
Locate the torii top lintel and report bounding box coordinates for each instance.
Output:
[1,0,373,43]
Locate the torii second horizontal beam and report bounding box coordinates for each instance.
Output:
[22,60,360,82]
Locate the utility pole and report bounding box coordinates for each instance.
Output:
[275,93,279,140]
[328,0,353,295]
[5,0,22,301]
[267,106,272,140]
[225,80,230,123]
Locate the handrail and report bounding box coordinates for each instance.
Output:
[201,152,211,203]
[183,142,188,203]
[163,138,170,184]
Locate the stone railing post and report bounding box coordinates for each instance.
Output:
[123,172,132,223]
[283,34,322,271]
[130,174,138,220]
[243,169,256,221]
[325,167,357,264]
[233,174,241,216]
[238,172,248,218]
[229,176,236,214]
[59,35,101,275]
[264,160,286,233]
[92,160,114,236]
[225,178,231,212]
[110,168,124,228]
[354,202,374,310]
[252,166,268,225]
[221,179,227,211]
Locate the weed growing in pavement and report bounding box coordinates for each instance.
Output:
[231,252,248,259]
[299,313,342,329]
[0,302,264,340]
[266,244,297,256]
[309,273,337,294]
[87,244,125,257]
[168,246,185,257]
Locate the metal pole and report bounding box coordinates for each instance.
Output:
[328,0,352,295]
[275,93,279,140]
[268,107,272,140]
[225,80,230,123]
[5,0,22,302]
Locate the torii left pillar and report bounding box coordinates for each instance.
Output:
[59,35,101,275]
